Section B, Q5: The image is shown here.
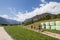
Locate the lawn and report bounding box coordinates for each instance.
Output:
[4,25,59,40]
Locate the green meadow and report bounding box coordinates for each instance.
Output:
[4,25,59,40]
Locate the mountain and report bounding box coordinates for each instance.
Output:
[0,17,21,25]
[23,13,58,25]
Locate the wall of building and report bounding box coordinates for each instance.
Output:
[41,21,60,30]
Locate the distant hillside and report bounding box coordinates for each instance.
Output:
[0,17,21,25]
[23,13,60,25]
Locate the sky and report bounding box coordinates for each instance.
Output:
[0,0,60,21]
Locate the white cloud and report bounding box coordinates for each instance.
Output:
[0,15,9,19]
[16,12,36,21]
[1,2,60,22]
[8,7,17,16]
[16,2,60,21]
[39,2,60,14]
[41,0,45,2]
[40,4,45,7]
[40,0,47,3]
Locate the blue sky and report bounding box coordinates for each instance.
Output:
[0,0,60,13]
[0,0,40,13]
[0,0,60,21]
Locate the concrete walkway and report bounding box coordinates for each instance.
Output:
[41,31,60,39]
[34,30,60,39]
[0,27,13,40]
[25,27,60,40]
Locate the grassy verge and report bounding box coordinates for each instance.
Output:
[4,26,59,40]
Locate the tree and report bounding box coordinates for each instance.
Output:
[57,14,60,18]
[45,14,51,20]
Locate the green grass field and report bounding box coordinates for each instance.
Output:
[4,25,59,40]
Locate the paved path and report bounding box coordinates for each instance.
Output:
[41,31,60,39]
[25,27,60,40]
[34,30,60,39]
[0,27,13,40]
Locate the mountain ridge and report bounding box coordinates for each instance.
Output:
[0,17,21,25]
[23,13,60,25]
